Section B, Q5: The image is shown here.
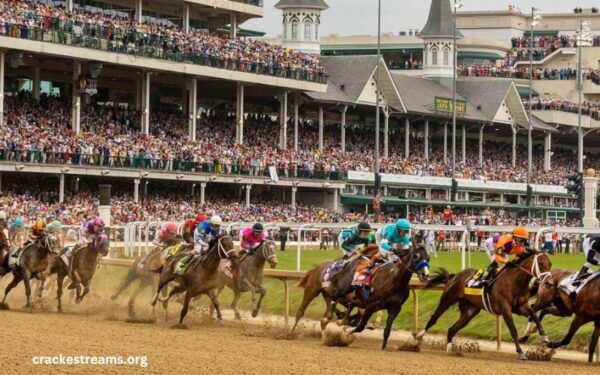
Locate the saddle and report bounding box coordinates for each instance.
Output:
[352,259,389,288]
[559,271,600,296]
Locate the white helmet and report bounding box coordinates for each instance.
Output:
[210,215,223,226]
[0,211,7,220]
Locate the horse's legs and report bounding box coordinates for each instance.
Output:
[127,281,148,318]
[447,301,480,352]
[588,321,600,363]
[549,315,587,349]
[382,307,401,350]
[111,269,137,300]
[254,285,267,318]
[56,274,65,313]
[34,273,46,299]
[77,279,91,303]
[2,275,21,304]
[179,291,192,324]
[74,279,83,303]
[150,277,172,306]
[502,312,526,359]
[208,289,224,323]
[415,292,456,340]
[351,304,376,334]
[293,284,323,331]
[520,304,549,343]
[230,288,243,321]
[159,283,186,304]
[22,270,33,311]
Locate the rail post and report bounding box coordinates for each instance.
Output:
[411,288,419,333]
[283,278,290,326]
[535,227,552,251]
[296,224,312,272]
[496,316,502,351]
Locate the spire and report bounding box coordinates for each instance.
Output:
[275,0,329,10]
[420,0,463,39]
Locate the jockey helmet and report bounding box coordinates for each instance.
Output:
[512,226,529,240]
[210,215,223,227]
[50,220,62,229]
[395,219,411,231]
[252,223,264,233]
[94,218,106,228]
[13,217,24,227]
[357,222,371,232]
[0,210,6,220]
[165,223,178,234]
[195,214,206,223]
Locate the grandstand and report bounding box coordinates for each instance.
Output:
[0,0,598,225]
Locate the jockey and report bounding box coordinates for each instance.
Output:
[239,223,267,255]
[63,218,105,265]
[572,234,600,287]
[338,222,375,258]
[12,218,46,260]
[375,219,412,259]
[175,215,222,275]
[48,220,63,248]
[480,226,529,285]
[8,216,24,244]
[182,214,206,244]
[482,233,501,262]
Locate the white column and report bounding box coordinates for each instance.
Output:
[72,61,81,134]
[512,128,517,168]
[318,105,324,152]
[188,78,197,141]
[280,90,288,150]
[66,0,73,12]
[33,65,41,100]
[141,71,150,135]
[134,179,140,203]
[404,118,410,159]
[291,187,297,209]
[544,132,552,171]
[461,123,466,164]
[341,105,347,153]
[230,13,238,38]
[236,83,244,145]
[384,111,389,158]
[424,119,429,161]
[333,188,339,212]
[245,185,251,208]
[59,173,65,203]
[183,3,190,34]
[443,122,448,162]
[135,0,143,23]
[479,125,484,167]
[294,95,299,151]
[583,175,599,228]
[135,78,142,111]
[0,51,4,127]
[200,182,206,205]
[74,177,79,193]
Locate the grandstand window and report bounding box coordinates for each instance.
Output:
[305,22,312,40]
[443,47,449,66]
[291,22,298,40]
[431,47,438,66]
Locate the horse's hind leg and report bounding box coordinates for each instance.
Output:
[111,269,137,300]
[76,279,91,303]
[230,289,243,321]
[549,315,587,350]
[127,281,147,318]
[588,321,600,363]
[56,274,65,313]
[22,271,33,311]
[35,273,46,299]
[253,285,267,318]
[179,291,192,324]
[415,291,457,340]
[2,275,21,304]
[208,290,224,323]
[446,301,480,352]
[150,275,174,306]
[159,284,186,304]
[292,285,322,331]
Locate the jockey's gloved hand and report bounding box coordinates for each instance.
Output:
[506,260,517,267]
[240,249,247,255]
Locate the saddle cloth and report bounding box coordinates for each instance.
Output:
[559,271,600,295]
[465,269,486,295]
[323,260,344,282]
[352,260,387,287]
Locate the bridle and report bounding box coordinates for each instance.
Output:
[513,253,551,283]
[215,236,236,259]
[257,240,277,265]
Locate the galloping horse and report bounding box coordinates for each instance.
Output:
[46,235,109,312]
[415,249,552,360]
[1,234,59,311]
[150,234,239,325]
[216,240,278,320]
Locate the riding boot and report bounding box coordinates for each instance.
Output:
[175,255,192,275]
[481,262,498,285]
[572,265,590,287]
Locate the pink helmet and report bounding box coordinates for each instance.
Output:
[165,223,178,234]
[94,218,106,227]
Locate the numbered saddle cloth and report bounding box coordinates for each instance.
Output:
[559,271,600,296]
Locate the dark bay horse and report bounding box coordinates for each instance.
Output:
[1,234,59,311]
[345,246,430,350]
[414,250,552,360]
[150,234,239,325]
[292,244,379,332]
[216,240,278,320]
[46,237,109,312]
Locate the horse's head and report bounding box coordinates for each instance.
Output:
[213,234,239,260]
[40,233,61,255]
[96,234,110,257]
[260,240,278,269]
[411,245,430,282]
[516,248,552,283]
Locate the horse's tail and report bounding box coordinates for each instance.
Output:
[425,267,454,290]
[298,267,316,288]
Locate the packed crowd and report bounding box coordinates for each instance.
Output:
[523,97,600,121]
[510,34,599,62]
[457,64,599,81]
[4,91,600,187]
[0,0,325,82]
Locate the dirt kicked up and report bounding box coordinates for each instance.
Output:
[0,289,598,375]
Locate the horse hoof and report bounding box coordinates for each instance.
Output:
[540,335,550,344]
[517,352,527,361]
[58,308,63,313]
[217,319,224,325]
[26,306,33,313]
[251,310,258,318]
[75,298,82,304]
[335,319,343,326]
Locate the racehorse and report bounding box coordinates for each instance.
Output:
[150,234,239,325]
[292,244,380,332]
[216,240,278,320]
[414,249,552,360]
[0,234,59,312]
[110,241,183,319]
[46,235,109,312]
[343,245,430,350]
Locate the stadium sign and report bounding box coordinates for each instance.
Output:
[435,97,467,115]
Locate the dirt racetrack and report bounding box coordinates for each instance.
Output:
[0,285,599,375]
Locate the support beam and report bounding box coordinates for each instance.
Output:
[384,110,389,158]
[59,173,65,203]
[462,123,466,164]
[404,118,410,159]
[135,78,142,111]
[0,51,4,127]
[66,0,73,12]
[341,105,347,153]
[236,83,244,145]
[280,90,288,150]
[71,61,81,134]
[188,78,197,141]
[333,188,339,212]
[33,65,41,100]
[230,13,238,38]
[135,0,143,23]
[544,132,552,171]
[291,187,297,209]
[133,179,140,203]
[318,105,324,152]
[293,95,299,152]
[424,120,429,161]
[512,128,517,168]
[183,3,190,34]
[245,185,251,208]
[479,125,484,167]
[141,71,150,135]
[443,122,448,162]
[200,182,206,205]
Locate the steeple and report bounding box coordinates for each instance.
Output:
[420,0,463,38]
[275,0,329,55]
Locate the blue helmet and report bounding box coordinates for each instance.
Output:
[395,219,411,231]
[13,217,24,227]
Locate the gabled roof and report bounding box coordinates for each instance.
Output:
[275,0,329,10]
[457,80,529,126]
[419,0,463,39]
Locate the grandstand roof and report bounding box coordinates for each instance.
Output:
[419,0,463,39]
[275,0,329,10]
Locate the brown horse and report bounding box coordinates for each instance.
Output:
[110,239,186,319]
[0,234,59,311]
[346,246,430,350]
[292,244,379,332]
[150,234,239,324]
[544,271,600,362]
[216,240,278,320]
[414,250,552,360]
